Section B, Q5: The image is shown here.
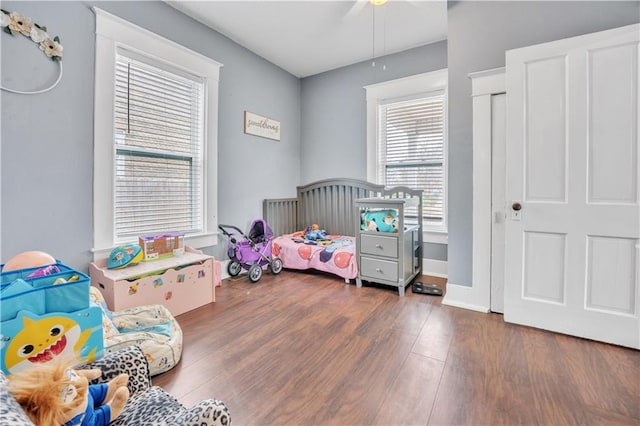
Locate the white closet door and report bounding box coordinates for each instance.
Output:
[490,93,507,314]
[504,24,639,349]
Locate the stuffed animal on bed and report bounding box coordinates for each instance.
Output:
[304,224,330,242]
[7,358,130,426]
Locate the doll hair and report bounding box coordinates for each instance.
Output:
[8,357,89,426]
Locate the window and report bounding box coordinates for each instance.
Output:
[93,8,222,260]
[114,53,204,239]
[365,70,448,241]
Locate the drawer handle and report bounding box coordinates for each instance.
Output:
[375,244,383,249]
[375,268,383,273]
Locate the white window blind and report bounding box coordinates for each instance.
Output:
[113,52,205,241]
[378,93,445,225]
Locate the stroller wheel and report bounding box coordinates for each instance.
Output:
[227,261,242,277]
[269,258,283,275]
[248,264,263,283]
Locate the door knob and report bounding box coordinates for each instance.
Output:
[512,202,522,211]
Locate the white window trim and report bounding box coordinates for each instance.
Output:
[92,7,222,260]
[364,69,448,242]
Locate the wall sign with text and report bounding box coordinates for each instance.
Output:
[244,111,281,141]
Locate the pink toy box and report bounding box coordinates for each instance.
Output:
[89,247,218,316]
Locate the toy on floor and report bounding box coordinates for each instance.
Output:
[2,250,56,272]
[107,244,143,269]
[7,358,129,426]
[218,219,283,283]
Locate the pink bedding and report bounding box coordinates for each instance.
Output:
[272,233,358,280]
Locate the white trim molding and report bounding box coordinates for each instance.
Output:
[468,67,505,96]
[442,282,490,313]
[442,67,505,313]
[364,69,448,182]
[422,258,448,278]
[364,69,449,235]
[423,230,448,245]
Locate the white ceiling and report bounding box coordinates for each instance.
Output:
[166,0,448,78]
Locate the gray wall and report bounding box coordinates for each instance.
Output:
[300,41,449,261]
[1,1,301,270]
[446,1,640,286]
[7,2,631,276]
[300,41,447,183]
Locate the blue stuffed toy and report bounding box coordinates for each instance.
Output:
[304,224,330,242]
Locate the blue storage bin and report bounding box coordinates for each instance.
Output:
[0,261,74,285]
[0,279,46,321]
[30,272,90,313]
[0,264,90,321]
[0,306,104,376]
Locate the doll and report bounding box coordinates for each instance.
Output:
[304,224,330,242]
[7,358,129,426]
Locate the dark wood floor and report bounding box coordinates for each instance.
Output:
[153,270,640,426]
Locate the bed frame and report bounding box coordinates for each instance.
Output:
[264,178,379,237]
[263,178,424,282]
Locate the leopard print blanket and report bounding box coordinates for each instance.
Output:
[1,345,230,426]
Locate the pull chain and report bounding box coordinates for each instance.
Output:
[372,5,376,67]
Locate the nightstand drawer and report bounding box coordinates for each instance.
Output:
[360,234,398,258]
[360,256,399,282]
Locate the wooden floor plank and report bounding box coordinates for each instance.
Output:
[307,327,418,425]
[558,336,640,420]
[151,271,639,426]
[411,305,454,362]
[372,352,444,426]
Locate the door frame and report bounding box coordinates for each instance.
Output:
[442,67,505,312]
[489,92,507,313]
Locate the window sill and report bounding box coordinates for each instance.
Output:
[423,230,448,244]
[92,232,218,261]
[185,232,218,250]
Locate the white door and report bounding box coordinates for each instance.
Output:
[490,94,507,313]
[504,24,639,349]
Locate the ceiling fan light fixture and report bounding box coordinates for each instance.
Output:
[370,0,388,6]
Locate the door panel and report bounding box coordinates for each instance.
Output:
[522,231,566,304]
[588,43,638,203]
[525,56,567,202]
[586,236,637,315]
[504,24,639,349]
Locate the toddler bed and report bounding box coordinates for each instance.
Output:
[263,178,422,282]
[272,233,358,280]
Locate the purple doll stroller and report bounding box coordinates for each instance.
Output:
[218,219,283,282]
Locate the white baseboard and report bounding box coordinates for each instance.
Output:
[422,258,447,278]
[442,281,490,313]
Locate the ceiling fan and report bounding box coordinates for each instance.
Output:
[343,0,424,21]
[342,0,388,20]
